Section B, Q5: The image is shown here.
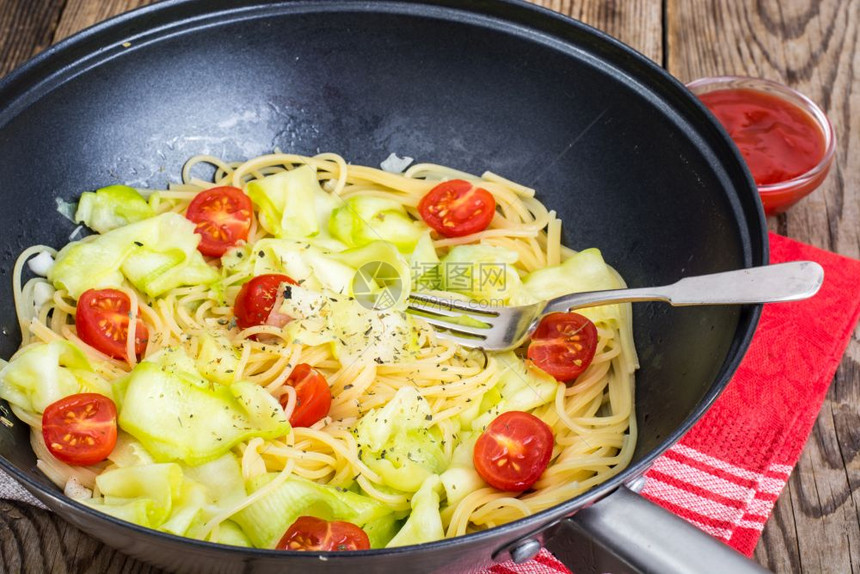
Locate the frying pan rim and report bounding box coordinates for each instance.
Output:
[0,0,768,560]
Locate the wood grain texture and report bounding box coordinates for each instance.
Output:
[53,0,152,42]
[0,0,65,76]
[0,0,858,572]
[667,1,860,572]
[0,500,160,574]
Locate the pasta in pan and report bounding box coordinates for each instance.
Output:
[2,152,637,549]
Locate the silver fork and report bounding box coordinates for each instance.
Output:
[406,261,824,351]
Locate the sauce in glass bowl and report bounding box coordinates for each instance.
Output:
[687,77,835,215]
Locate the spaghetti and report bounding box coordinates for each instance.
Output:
[6,152,638,546]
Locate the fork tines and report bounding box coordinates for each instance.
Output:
[405,293,497,342]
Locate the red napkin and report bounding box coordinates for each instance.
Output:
[485,232,860,573]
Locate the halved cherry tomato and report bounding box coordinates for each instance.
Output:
[473,411,553,492]
[276,516,370,551]
[185,186,253,257]
[280,363,332,427]
[76,289,148,360]
[42,393,118,466]
[527,312,598,382]
[233,274,297,330]
[417,179,496,238]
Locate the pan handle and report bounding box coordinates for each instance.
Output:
[544,485,772,573]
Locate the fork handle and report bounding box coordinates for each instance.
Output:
[543,261,824,314]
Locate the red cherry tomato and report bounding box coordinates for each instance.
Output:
[233,274,297,330]
[75,289,148,360]
[42,393,118,466]
[417,179,496,237]
[527,312,598,382]
[276,516,370,551]
[473,411,553,491]
[185,186,253,257]
[280,364,332,427]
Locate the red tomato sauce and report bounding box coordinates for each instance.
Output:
[698,89,825,186]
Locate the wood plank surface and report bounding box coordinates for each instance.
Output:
[53,0,152,43]
[0,0,65,76]
[0,0,858,573]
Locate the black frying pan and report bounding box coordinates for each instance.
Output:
[0,1,770,572]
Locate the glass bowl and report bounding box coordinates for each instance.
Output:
[687,76,836,215]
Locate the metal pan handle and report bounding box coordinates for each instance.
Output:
[544,485,772,573]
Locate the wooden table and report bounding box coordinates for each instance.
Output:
[0,0,857,572]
